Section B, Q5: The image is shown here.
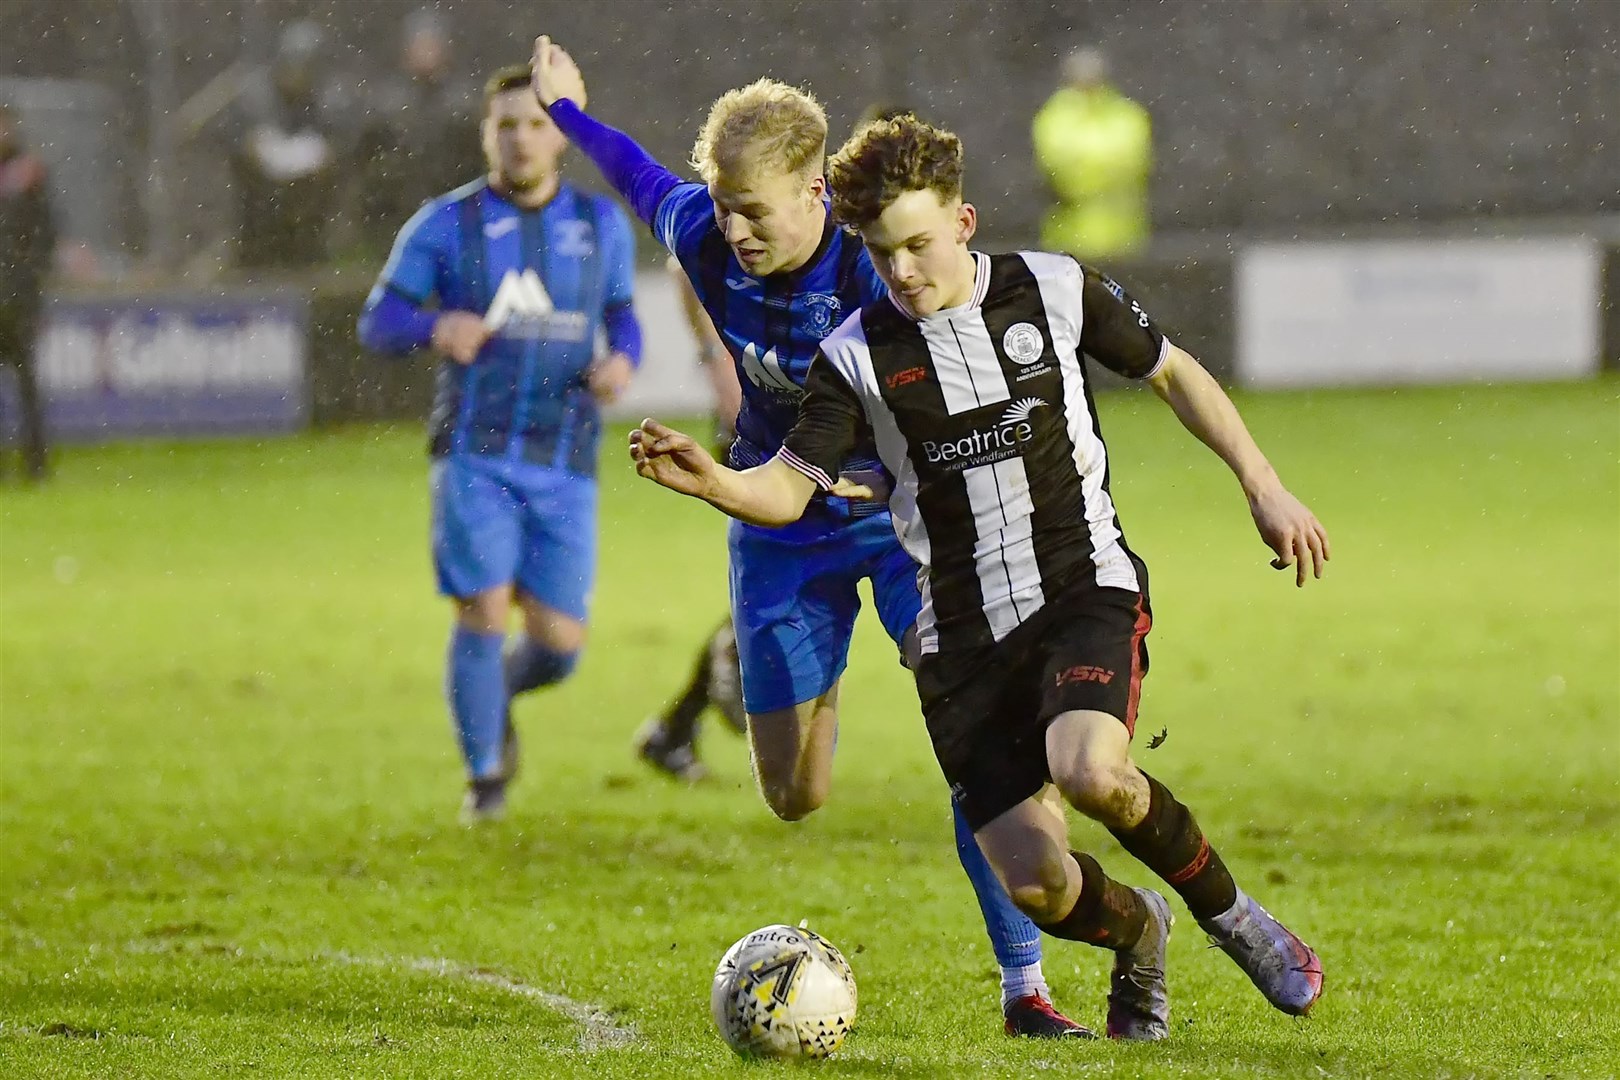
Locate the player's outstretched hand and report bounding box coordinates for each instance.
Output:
[588,352,634,404]
[629,419,717,499]
[531,35,587,109]
[1248,481,1331,587]
[431,311,492,365]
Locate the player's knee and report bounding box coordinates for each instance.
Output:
[1055,757,1139,826]
[1002,854,1072,923]
[455,588,511,634]
[525,615,586,654]
[758,774,827,822]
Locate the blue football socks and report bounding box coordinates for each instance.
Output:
[447,625,507,780]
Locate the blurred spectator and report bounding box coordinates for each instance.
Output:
[0,102,54,482]
[1032,48,1152,259]
[353,10,480,254]
[228,20,349,270]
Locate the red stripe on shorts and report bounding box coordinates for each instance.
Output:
[1124,593,1151,737]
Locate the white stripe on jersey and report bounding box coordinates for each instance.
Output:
[919,308,1010,414]
[962,456,1046,642]
[1022,251,1141,592]
[819,316,940,649]
[914,256,1007,415]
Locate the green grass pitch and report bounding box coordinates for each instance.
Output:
[2,380,1617,1078]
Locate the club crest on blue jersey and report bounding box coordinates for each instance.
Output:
[552,219,597,257]
[803,293,842,336]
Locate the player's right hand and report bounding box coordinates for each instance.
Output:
[629,419,717,499]
[431,311,493,365]
[531,35,587,109]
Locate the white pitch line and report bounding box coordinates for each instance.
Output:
[326,951,638,1050]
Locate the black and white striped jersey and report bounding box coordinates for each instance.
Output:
[778,250,1170,655]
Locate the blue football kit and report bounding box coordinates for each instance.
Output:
[359,177,641,783]
[547,100,1048,985]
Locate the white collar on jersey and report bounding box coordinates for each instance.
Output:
[888,251,991,322]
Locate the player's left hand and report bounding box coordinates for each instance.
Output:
[829,469,891,502]
[629,419,718,499]
[587,352,635,404]
[1248,481,1331,587]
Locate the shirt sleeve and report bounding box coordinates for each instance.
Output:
[653,183,718,262]
[599,200,636,307]
[357,202,445,354]
[546,100,683,226]
[1078,265,1170,380]
[777,352,871,491]
[358,287,439,354]
[603,303,642,367]
[373,201,443,305]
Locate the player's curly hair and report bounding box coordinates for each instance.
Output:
[690,78,828,184]
[828,115,964,229]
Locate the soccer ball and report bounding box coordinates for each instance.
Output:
[710,923,857,1059]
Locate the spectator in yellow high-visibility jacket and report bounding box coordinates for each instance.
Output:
[1033,48,1151,259]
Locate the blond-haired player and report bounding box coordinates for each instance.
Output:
[531,37,1091,1038]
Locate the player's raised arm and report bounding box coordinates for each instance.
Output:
[531,35,684,226]
[630,420,818,527]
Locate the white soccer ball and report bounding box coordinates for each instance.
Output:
[710,923,857,1059]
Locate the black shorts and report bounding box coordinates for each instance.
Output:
[914,584,1152,832]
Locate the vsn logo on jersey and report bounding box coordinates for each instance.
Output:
[922,397,1047,469]
[484,269,589,342]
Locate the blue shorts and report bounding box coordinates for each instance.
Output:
[430,453,597,619]
[729,512,922,714]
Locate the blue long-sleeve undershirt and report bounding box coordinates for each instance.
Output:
[358,286,438,354]
[545,100,683,227]
[603,301,643,366]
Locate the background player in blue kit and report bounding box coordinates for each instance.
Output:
[358,65,641,822]
[532,38,1087,1038]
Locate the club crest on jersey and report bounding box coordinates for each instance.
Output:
[484,269,589,342]
[552,219,596,257]
[803,293,843,337]
[1002,322,1045,365]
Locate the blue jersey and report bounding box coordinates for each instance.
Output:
[654,185,888,482]
[362,179,637,477]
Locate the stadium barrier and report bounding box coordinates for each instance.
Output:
[12,289,307,444]
[8,237,1613,446]
[1235,238,1607,388]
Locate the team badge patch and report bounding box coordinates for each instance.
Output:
[552,220,596,257]
[803,293,842,337]
[1002,322,1045,365]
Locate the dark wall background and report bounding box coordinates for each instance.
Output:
[2,0,1615,256]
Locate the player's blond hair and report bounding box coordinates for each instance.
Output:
[689,78,828,185]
